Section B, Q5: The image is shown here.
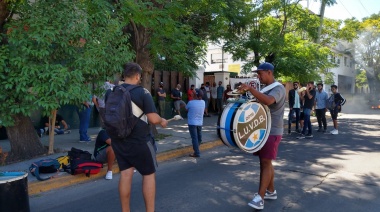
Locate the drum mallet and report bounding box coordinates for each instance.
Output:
[167,115,183,122]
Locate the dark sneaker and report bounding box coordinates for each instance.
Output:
[317,128,323,132]
[297,134,305,139]
[305,134,313,138]
[248,193,264,210]
[264,190,277,200]
[295,129,302,134]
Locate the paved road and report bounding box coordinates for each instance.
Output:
[29,113,380,212]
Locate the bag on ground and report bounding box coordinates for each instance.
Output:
[64,159,103,177]
[64,147,103,177]
[56,155,70,169]
[104,85,141,139]
[29,158,60,181]
[68,147,92,161]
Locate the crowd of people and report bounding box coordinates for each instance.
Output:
[155,80,233,118]
[287,81,346,138]
[4,60,347,211]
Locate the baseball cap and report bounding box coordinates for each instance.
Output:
[256,62,274,72]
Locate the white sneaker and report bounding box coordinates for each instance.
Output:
[105,171,112,180]
[248,193,264,210]
[331,129,338,135]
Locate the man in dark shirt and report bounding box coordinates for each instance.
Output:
[109,62,168,212]
[94,129,115,180]
[297,81,316,139]
[156,82,166,117]
[223,84,232,104]
[171,84,186,116]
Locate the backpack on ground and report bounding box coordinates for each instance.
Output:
[56,155,70,169]
[104,85,143,139]
[68,147,92,161]
[29,158,60,181]
[64,159,103,177]
[64,147,103,177]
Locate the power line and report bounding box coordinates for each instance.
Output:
[337,0,354,18]
[358,0,370,15]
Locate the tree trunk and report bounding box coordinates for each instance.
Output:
[48,109,57,154]
[0,0,11,45]
[6,114,46,161]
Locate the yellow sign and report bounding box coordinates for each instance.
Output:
[228,64,240,73]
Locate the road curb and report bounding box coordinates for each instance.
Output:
[28,139,224,196]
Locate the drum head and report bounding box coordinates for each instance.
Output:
[232,101,271,153]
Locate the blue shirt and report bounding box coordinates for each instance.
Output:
[186,100,205,126]
[217,86,224,99]
[315,90,329,109]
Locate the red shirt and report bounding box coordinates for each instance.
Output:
[187,89,195,101]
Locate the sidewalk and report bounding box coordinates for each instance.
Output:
[0,115,221,195]
[0,107,322,195]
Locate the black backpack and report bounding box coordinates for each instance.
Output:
[63,147,103,177]
[104,85,143,139]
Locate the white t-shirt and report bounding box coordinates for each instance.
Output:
[205,86,210,99]
[210,86,217,99]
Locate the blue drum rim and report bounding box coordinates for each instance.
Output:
[218,102,241,148]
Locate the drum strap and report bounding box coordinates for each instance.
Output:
[260,81,282,93]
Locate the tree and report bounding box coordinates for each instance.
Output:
[354,13,380,93]
[111,0,249,89]
[0,0,133,160]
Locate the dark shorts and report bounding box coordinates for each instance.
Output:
[111,139,157,175]
[300,112,304,120]
[254,135,282,160]
[330,110,338,120]
[94,148,107,163]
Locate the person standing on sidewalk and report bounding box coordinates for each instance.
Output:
[186,89,205,157]
[156,82,166,118]
[238,62,285,210]
[216,81,225,114]
[223,84,232,104]
[210,82,217,113]
[297,81,316,139]
[288,82,301,134]
[314,83,329,133]
[77,92,93,143]
[108,62,168,212]
[328,84,346,135]
[187,84,195,102]
[171,84,186,116]
[200,84,210,117]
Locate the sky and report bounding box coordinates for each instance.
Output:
[299,0,380,21]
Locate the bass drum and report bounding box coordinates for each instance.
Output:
[217,101,271,153]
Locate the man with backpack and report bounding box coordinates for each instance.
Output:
[328,84,346,135]
[105,62,168,212]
